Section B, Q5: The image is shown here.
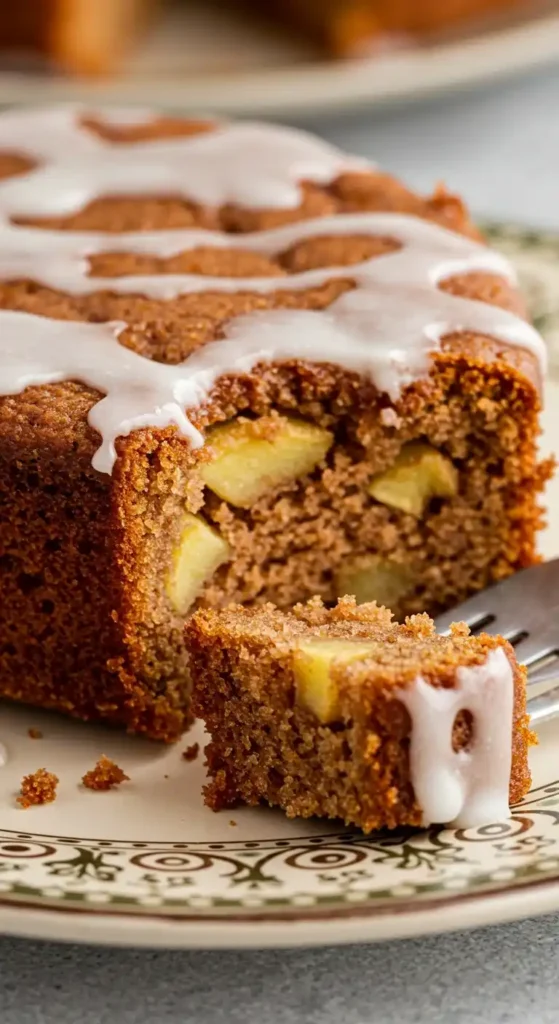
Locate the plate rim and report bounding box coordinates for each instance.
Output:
[1,869,559,948]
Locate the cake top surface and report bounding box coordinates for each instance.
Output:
[0,106,546,474]
[189,595,510,688]
[0,106,369,217]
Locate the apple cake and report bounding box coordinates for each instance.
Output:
[0,105,549,740]
[189,597,534,830]
[0,1,529,72]
[250,0,529,56]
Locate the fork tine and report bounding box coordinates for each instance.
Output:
[434,598,495,635]
[433,559,559,726]
[527,684,559,725]
[527,660,559,687]
[513,631,559,667]
[432,560,559,727]
[435,558,559,637]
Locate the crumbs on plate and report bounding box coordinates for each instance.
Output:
[82,755,130,791]
[17,768,58,808]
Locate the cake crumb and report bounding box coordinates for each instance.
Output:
[182,742,200,762]
[379,406,402,429]
[27,728,43,739]
[229,819,237,827]
[17,768,58,808]
[450,621,472,638]
[82,755,130,791]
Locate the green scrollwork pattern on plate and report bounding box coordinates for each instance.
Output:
[0,781,558,917]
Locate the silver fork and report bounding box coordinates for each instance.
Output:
[434,558,559,726]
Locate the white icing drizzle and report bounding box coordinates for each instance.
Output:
[0,106,547,475]
[0,106,367,216]
[398,647,514,828]
[0,212,518,299]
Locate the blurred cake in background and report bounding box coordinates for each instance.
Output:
[0,0,536,75]
[0,0,156,75]
[249,0,529,57]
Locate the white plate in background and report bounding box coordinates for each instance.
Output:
[0,2,558,116]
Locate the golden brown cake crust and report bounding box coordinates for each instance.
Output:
[0,113,549,740]
[189,597,534,832]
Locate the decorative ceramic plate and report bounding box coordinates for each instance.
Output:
[0,225,558,950]
[0,3,558,116]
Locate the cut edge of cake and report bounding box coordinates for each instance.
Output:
[188,596,534,832]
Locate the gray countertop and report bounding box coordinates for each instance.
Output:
[2,913,559,1024]
[3,62,559,1024]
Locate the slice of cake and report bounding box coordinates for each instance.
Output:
[189,597,533,831]
[0,106,549,740]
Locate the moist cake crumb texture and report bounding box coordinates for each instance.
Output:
[82,755,130,791]
[17,768,59,808]
[189,597,534,831]
[0,104,550,759]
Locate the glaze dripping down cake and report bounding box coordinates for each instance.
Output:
[189,599,533,831]
[0,106,550,744]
